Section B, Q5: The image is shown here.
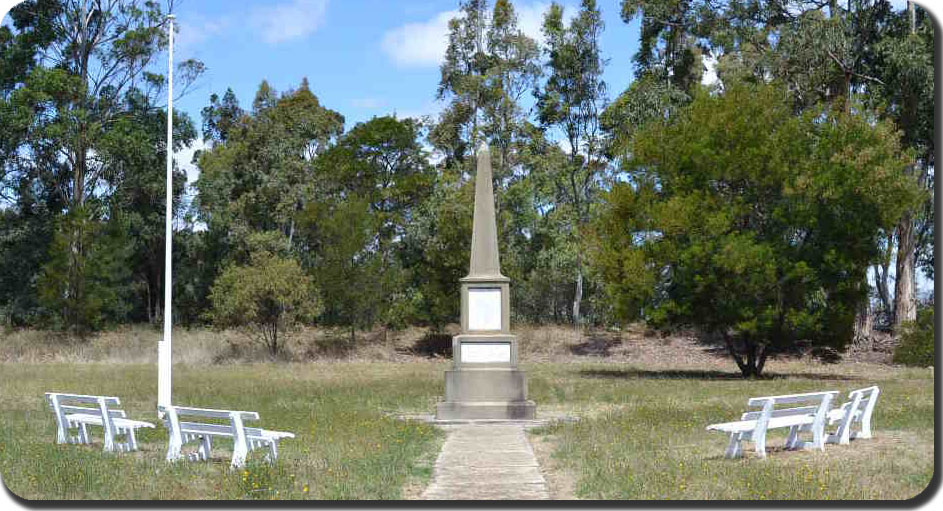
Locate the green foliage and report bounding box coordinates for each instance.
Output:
[196,79,344,239]
[893,306,935,367]
[314,116,433,331]
[400,178,474,328]
[534,0,608,325]
[298,196,381,336]
[37,210,133,335]
[594,81,918,377]
[207,233,316,357]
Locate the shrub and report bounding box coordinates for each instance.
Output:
[893,305,934,367]
[207,233,317,358]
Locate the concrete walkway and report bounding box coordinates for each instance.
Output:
[421,424,550,500]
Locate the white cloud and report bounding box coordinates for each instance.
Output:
[250,0,329,45]
[381,10,458,68]
[175,17,231,56]
[516,2,551,43]
[380,2,574,68]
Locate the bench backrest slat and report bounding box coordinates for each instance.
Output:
[59,405,126,419]
[46,393,121,406]
[747,391,838,407]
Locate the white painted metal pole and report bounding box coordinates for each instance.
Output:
[158,14,174,416]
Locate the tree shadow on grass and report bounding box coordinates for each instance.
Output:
[569,335,622,357]
[578,368,863,382]
[405,332,453,358]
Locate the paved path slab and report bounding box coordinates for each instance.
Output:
[422,424,550,500]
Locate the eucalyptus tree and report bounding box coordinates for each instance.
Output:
[482,0,541,181]
[434,0,540,179]
[434,0,490,167]
[535,0,608,326]
[1,0,203,331]
[872,4,934,328]
[195,79,344,247]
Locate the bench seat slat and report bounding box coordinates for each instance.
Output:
[244,428,295,440]
[177,422,235,437]
[168,406,259,420]
[66,414,155,430]
[741,406,818,421]
[708,414,815,433]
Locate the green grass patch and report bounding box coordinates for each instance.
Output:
[0,362,445,499]
[525,361,934,500]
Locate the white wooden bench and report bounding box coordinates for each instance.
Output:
[159,404,295,469]
[45,392,155,452]
[826,386,880,445]
[706,391,838,458]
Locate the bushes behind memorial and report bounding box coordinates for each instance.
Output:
[592,81,921,378]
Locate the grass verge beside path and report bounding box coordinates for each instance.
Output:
[525,360,935,500]
[0,362,445,499]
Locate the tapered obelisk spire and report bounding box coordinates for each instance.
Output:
[468,142,505,279]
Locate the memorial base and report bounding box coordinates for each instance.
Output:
[435,367,536,420]
[435,399,537,420]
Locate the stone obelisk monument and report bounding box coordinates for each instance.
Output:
[435,142,536,420]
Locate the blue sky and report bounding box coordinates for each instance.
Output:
[171,0,639,132]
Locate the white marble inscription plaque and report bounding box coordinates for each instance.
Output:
[461,342,511,363]
[467,288,502,331]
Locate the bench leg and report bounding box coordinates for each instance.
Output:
[128,428,139,451]
[230,414,249,470]
[811,421,826,452]
[55,421,69,444]
[267,440,278,464]
[78,423,90,444]
[166,433,182,462]
[785,426,800,450]
[753,430,767,459]
[198,435,212,461]
[858,416,873,440]
[724,433,743,459]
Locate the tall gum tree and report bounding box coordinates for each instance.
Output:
[536,0,607,326]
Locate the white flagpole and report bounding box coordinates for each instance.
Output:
[158,14,174,416]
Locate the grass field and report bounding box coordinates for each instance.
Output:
[0,331,935,501]
[0,362,445,499]
[527,361,935,500]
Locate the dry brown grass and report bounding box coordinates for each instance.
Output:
[0,323,900,370]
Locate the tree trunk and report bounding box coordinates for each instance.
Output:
[572,254,583,327]
[855,296,873,341]
[894,211,917,331]
[724,335,766,378]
